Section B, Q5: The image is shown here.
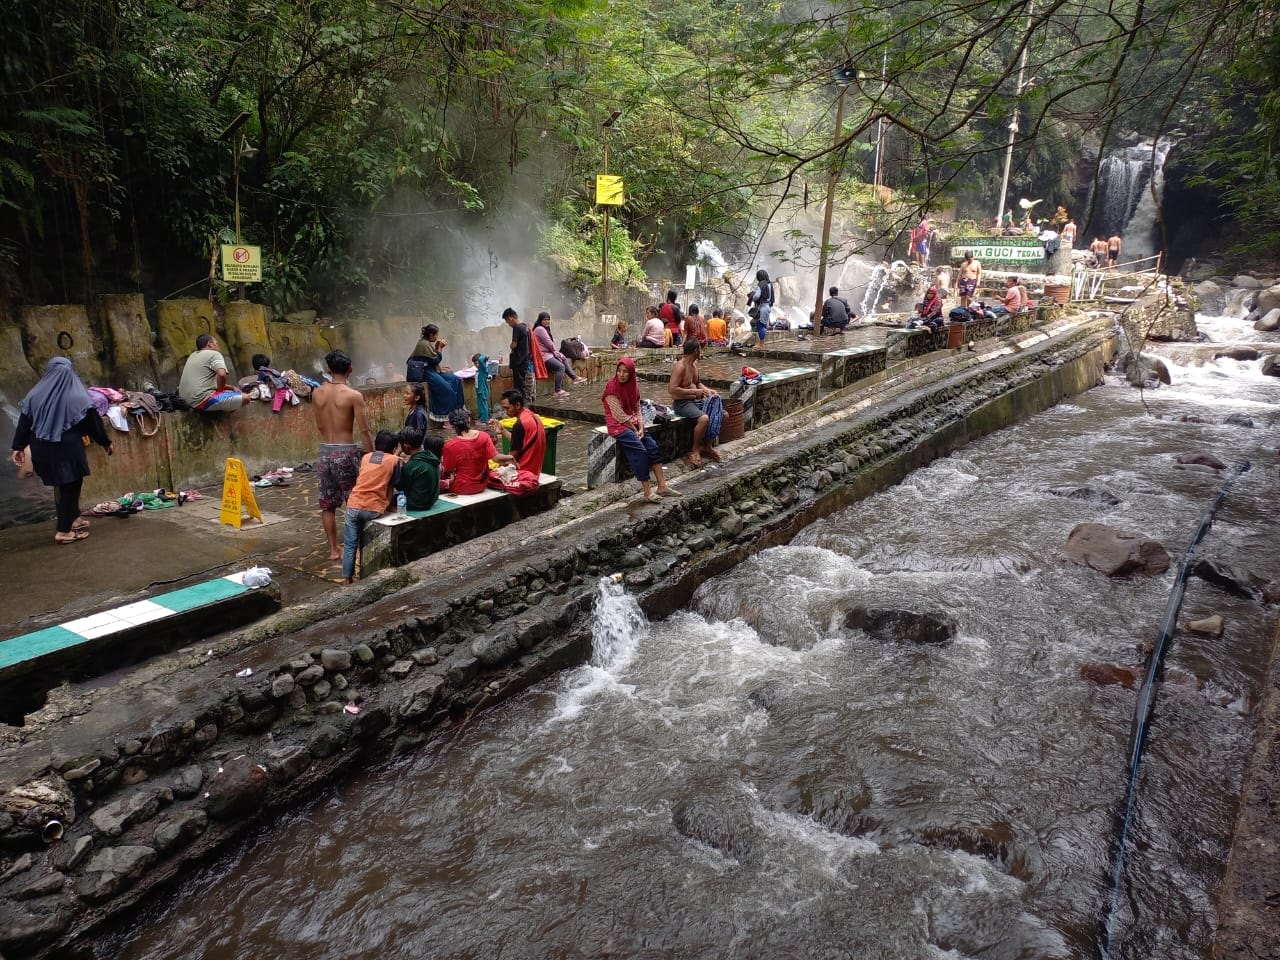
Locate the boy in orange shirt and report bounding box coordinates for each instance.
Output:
[341,429,402,584]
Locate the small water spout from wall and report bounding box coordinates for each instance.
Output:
[591,576,648,673]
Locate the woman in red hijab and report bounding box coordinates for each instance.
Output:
[602,358,680,502]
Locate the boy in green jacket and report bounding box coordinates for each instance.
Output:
[397,425,440,512]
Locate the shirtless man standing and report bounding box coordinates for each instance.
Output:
[1107,234,1122,268]
[312,349,373,562]
[668,340,720,467]
[956,252,982,309]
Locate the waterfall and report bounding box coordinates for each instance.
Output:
[549,576,648,723]
[1088,138,1174,264]
[590,575,647,672]
[859,263,890,319]
[694,239,736,283]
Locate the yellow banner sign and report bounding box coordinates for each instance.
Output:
[220,457,263,529]
[220,244,263,283]
[596,174,625,207]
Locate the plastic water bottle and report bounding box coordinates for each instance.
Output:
[396,491,407,518]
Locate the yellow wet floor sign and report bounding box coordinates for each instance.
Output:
[219,457,263,528]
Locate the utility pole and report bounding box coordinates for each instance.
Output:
[995,2,1033,229]
[814,76,850,326]
[600,110,621,293]
[872,50,887,192]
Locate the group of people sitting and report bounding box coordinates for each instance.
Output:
[342,388,549,583]
[908,274,1033,330]
[624,290,732,349]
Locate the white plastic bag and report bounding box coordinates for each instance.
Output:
[243,566,273,588]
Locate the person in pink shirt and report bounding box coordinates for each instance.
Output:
[994,276,1024,315]
[532,312,585,398]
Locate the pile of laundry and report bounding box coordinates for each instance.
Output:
[83,488,203,517]
[86,386,178,436]
[251,467,294,488]
[239,367,321,412]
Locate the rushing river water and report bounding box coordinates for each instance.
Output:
[112,315,1279,960]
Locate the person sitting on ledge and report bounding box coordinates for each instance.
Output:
[488,388,546,493]
[341,429,402,585]
[636,305,665,348]
[668,340,721,467]
[820,286,856,335]
[684,304,708,346]
[603,357,681,502]
[179,334,246,411]
[611,319,629,348]
[991,276,1025,316]
[706,308,729,346]
[396,425,440,512]
[439,407,496,495]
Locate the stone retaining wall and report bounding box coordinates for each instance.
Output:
[0,320,1114,959]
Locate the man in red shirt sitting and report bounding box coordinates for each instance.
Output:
[489,389,546,493]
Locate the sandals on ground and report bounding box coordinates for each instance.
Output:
[55,530,90,544]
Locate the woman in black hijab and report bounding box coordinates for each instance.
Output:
[10,357,113,544]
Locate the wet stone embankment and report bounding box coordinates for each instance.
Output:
[0,316,1114,959]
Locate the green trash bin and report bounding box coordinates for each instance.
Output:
[499,415,563,474]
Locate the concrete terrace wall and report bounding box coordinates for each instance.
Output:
[0,320,1116,959]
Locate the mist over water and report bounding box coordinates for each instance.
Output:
[107,320,1280,960]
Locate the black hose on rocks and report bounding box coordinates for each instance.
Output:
[1100,458,1251,958]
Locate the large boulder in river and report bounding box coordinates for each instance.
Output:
[1262,355,1280,377]
[1193,559,1277,603]
[1214,347,1260,362]
[1255,308,1280,332]
[1064,523,1170,577]
[1256,284,1280,313]
[1117,352,1171,388]
[1193,280,1226,314]
[1125,285,1199,341]
[844,607,956,644]
[1175,452,1226,469]
[1232,275,1262,289]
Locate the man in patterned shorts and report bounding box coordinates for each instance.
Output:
[312,350,373,562]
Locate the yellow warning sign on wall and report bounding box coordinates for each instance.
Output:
[220,457,263,528]
[220,244,262,283]
[596,174,625,206]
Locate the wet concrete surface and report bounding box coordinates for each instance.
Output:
[1,474,339,638]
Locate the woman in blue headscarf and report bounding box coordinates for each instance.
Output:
[10,357,113,544]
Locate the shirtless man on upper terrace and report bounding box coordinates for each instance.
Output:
[668,339,720,467]
[312,349,373,561]
[956,252,982,309]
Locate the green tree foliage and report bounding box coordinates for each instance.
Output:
[0,0,1275,315]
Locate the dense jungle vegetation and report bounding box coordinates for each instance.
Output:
[1,0,1277,316]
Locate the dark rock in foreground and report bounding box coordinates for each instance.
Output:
[1048,485,1122,507]
[671,793,757,861]
[844,607,956,645]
